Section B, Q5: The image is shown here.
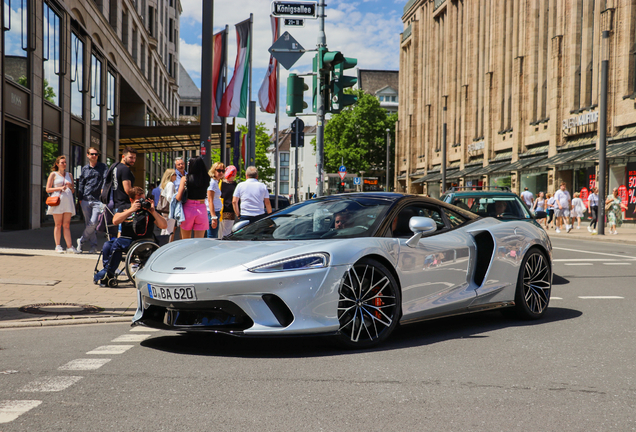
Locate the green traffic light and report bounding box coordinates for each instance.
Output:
[330,56,358,113]
[286,73,308,116]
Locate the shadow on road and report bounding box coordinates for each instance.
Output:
[552,274,569,285]
[139,306,582,358]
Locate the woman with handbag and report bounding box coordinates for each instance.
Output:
[605,187,628,235]
[158,168,176,241]
[45,155,79,253]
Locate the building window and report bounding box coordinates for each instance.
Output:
[378,96,384,101]
[280,167,289,181]
[192,106,198,116]
[148,6,155,36]
[3,0,30,88]
[122,8,129,50]
[70,33,85,118]
[140,40,146,74]
[132,26,138,63]
[169,18,174,43]
[185,106,191,115]
[109,0,117,31]
[280,153,290,167]
[391,96,397,102]
[179,106,184,115]
[90,54,103,126]
[280,183,289,194]
[107,70,116,125]
[43,2,62,106]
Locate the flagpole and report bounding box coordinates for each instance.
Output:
[274,17,280,210]
[221,25,229,165]
[199,0,214,168]
[248,13,256,166]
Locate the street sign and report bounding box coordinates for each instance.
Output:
[339,165,346,172]
[268,31,305,70]
[271,1,317,19]
[353,177,361,185]
[338,166,347,180]
[284,18,304,27]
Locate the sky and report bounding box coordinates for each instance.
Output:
[178,0,406,133]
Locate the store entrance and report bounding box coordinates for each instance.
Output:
[2,121,30,230]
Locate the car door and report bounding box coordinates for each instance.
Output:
[392,203,476,322]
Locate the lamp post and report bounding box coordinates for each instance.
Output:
[360,170,365,192]
[385,128,391,192]
[598,14,610,236]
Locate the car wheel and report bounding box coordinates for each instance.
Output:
[336,258,401,348]
[513,248,551,320]
[125,241,159,282]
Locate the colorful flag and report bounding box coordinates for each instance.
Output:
[212,30,227,123]
[219,19,251,118]
[258,17,278,114]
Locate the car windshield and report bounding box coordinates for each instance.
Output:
[229,197,392,241]
[449,196,531,219]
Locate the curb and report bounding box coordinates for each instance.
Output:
[547,233,636,245]
[0,315,133,329]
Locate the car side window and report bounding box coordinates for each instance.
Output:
[442,207,468,228]
[390,205,446,238]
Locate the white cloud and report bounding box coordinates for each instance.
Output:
[179,38,203,79]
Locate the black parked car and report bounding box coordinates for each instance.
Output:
[270,195,290,211]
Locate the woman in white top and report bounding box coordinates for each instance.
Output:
[207,162,225,239]
[45,155,78,253]
[159,168,177,240]
[532,191,546,227]
[571,192,585,229]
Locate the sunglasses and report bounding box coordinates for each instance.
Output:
[216,169,225,173]
[88,153,99,156]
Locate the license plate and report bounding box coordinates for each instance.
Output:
[148,284,197,301]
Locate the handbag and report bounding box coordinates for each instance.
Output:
[605,201,613,212]
[157,195,170,214]
[46,195,60,206]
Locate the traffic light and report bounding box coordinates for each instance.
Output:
[312,48,344,112]
[286,73,308,116]
[330,57,357,113]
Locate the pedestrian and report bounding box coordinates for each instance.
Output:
[219,165,238,238]
[112,146,137,212]
[571,192,585,229]
[554,182,572,233]
[587,187,599,233]
[605,187,628,235]
[158,168,177,240]
[174,156,186,190]
[206,162,225,239]
[232,166,272,224]
[545,193,555,229]
[77,147,107,253]
[520,187,534,209]
[93,186,167,286]
[176,156,209,239]
[151,183,161,204]
[532,191,546,227]
[45,155,79,253]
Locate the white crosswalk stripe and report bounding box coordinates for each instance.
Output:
[19,376,83,392]
[58,359,111,371]
[0,400,42,424]
[86,345,134,355]
[130,327,160,332]
[578,296,624,299]
[111,334,151,343]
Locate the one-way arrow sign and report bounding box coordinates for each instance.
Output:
[268,31,305,70]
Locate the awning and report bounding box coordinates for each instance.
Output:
[412,169,441,184]
[540,147,596,166]
[409,170,426,178]
[506,155,547,171]
[467,161,510,177]
[447,165,482,180]
[119,123,234,153]
[580,142,636,161]
[425,168,459,183]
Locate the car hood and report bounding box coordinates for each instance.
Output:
[148,239,328,274]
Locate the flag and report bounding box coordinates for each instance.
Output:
[212,30,227,123]
[219,19,251,118]
[258,17,278,113]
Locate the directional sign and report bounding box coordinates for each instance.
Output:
[338,166,347,180]
[284,18,304,27]
[271,1,317,19]
[353,177,361,185]
[268,31,305,70]
[339,165,346,172]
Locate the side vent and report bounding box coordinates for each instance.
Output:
[262,294,294,327]
[472,231,495,287]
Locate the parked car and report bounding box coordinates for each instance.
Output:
[133,192,552,348]
[269,194,290,211]
[440,187,546,229]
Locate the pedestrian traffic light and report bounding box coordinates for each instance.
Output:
[330,56,357,113]
[286,73,308,116]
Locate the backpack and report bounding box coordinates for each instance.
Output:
[100,162,120,204]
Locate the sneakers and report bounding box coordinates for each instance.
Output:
[593,229,597,233]
[55,245,64,253]
[66,246,79,254]
[576,226,581,229]
[555,228,561,233]
[566,225,573,233]
[76,239,83,253]
[587,226,592,232]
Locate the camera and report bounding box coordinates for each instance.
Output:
[137,198,152,210]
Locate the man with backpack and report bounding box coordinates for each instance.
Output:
[100,147,137,237]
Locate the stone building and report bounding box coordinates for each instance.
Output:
[358,69,399,114]
[398,0,636,218]
[1,0,182,230]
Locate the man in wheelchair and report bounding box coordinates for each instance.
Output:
[94,186,167,286]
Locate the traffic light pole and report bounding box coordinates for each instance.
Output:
[315,0,326,197]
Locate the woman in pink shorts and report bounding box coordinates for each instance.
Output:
[176,156,210,239]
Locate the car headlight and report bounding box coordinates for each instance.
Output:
[248,253,330,273]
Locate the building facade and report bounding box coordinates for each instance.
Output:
[398,0,636,220]
[358,69,399,114]
[1,0,181,230]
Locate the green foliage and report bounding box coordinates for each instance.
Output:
[17,76,56,103]
[238,122,275,183]
[322,90,397,189]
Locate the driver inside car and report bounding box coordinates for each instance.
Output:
[334,211,351,230]
[494,200,508,217]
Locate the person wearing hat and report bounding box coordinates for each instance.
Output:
[219,165,238,238]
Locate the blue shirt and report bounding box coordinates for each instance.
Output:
[78,162,107,200]
[588,193,598,206]
[152,186,161,204]
[174,170,187,191]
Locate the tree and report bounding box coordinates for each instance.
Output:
[320,89,398,190]
[238,122,275,183]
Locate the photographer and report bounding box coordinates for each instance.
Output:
[94,187,167,285]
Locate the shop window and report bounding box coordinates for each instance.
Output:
[70,33,85,118]
[3,0,30,88]
[90,54,103,126]
[43,2,61,106]
[107,70,116,125]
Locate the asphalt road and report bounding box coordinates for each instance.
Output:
[1,237,635,431]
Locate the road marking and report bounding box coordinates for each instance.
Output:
[578,296,624,299]
[130,327,159,332]
[58,359,111,371]
[551,297,563,300]
[0,400,42,424]
[552,247,636,260]
[564,263,593,266]
[86,345,134,355]
[19,376,83,392]
[111,334,151,343]
[554,258,635,262]
[603,262,632,265]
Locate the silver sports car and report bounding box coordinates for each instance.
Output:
[132,193,552,348]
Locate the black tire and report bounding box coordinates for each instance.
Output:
[125,241,159,282]
[512,248,551,320]
[335,258,401,348]
[108,278,118,288]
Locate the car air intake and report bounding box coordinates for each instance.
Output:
[262,294,294,327]
[472,231,495,286]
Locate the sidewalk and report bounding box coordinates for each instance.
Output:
[543,220,636,244]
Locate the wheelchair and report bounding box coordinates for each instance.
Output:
[93,238,161,287]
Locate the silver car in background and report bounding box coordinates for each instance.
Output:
[132,193,552,348]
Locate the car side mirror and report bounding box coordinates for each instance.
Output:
[406,217,437,247]
[231,220,250,233]
[534,211,547,220]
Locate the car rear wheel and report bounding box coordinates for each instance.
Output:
[513,248,551,319]
[336,258,401,348]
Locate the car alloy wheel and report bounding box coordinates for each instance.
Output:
[514,248,551,319]
[125,241,159,282]
[336,258,401,348]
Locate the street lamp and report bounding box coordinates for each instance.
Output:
[385,128,390,192]
[360,170,365,192]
